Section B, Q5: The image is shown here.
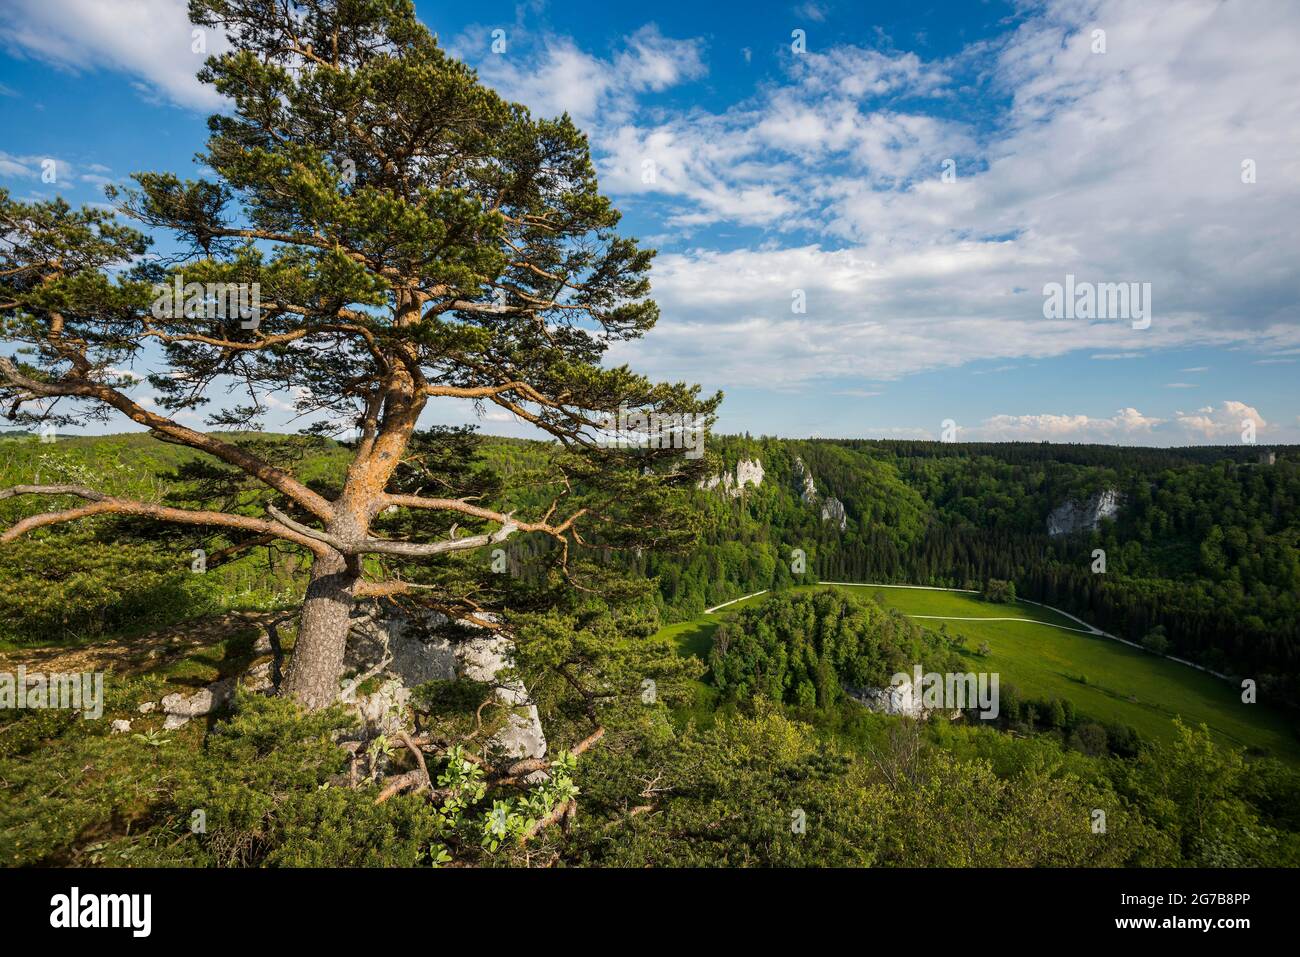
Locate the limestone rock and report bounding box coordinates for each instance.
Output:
[793,456,818,504]
[698,472,722,492]
[734,458,764,492]
[342,604,547,765]
[821,495,847,531]
[159,661,274,729]
[847,679,924,717]
[457,633,548,764]
[110,719,131,734]
[697,458,765,498]
[1047,488,1121,536]
[795,456,846,529]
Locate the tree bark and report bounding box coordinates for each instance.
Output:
[281,550,357,710]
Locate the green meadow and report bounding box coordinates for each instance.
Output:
[657,592,775,659]
[659,583,1300,762]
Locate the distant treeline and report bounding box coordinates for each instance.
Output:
[626,436,1300,708]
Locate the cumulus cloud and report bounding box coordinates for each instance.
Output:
[0,0,227,110]
[1172,400,1266,442]
[475,38,614,124]
[794,2,831,25]
[967,401,1267,445]
[595,41,966,230]
[974,407,1163,442]
[474,24,706,126]
[0,152,117,190]
[606,242,1300,388]
[587,0,1300,396]
[616,25,707,92]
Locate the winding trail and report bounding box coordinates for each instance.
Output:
[703,590,768,614]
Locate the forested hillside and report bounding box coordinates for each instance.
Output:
[632,436,1300,708]
[5,431,1297,707]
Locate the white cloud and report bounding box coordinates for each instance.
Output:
[1172,400,1266,442]
[0,0,226,110]
[968,401,1267,445]
[608,243,1300,388]
[475,25,706,126]
[788,44,947,100]
[477,38,614,124]
[0,153,123,194]
[594,42,966,230]
[0,152,70,182]
[590,0,1300,393]
[616,25,706,92]
[794,2,831,25]
[974,407,1163,442]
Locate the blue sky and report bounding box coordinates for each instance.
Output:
[2,0,1298,445]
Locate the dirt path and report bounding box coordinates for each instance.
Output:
[0,610,294,676]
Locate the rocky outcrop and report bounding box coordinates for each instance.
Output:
[140,606,546,766]
[1047,488,1121,536]
[794,456,846,529]
[847,678,923,717]
[821,495,847,532]
[342,603,547,764]
[698,458,765,498]
[735,458,764,491]
[159,661,274,730]
[793,456,818,504]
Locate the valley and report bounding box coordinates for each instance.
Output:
[658,582,1300,761]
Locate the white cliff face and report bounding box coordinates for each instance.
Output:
[735,458,765,491]
[698,473,725,493]
[794,456,845,529]
[698,458,765,498]
[793,456,818,504]
[455,633,548,762]
[1047,488,1121,536]
[821,495,847,532]
[848,679,923,717]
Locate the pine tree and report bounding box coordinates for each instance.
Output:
[0,0,718,707]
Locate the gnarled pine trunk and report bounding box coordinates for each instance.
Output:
[281,551,357,710]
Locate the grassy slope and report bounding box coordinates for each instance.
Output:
[659,583,1300,762]
[656,591,774,659]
